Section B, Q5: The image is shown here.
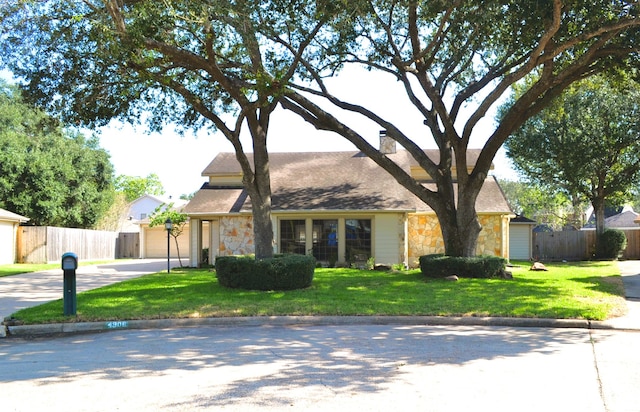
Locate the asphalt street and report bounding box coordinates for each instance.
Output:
[0,260,639,411]
[0,323,639,411]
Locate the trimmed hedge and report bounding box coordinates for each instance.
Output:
[216,254,316,291]
[419,254,508,279]
[596,229,627,260]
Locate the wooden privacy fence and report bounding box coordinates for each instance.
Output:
[116,232,140,259]
[17,226,118,263]
[533,230,640,261]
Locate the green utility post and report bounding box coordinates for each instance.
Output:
[61,252,78,316]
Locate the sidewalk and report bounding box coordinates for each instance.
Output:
[2,260,640,337]
[601,260,640,330]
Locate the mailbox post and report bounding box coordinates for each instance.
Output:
[61,252,78,316]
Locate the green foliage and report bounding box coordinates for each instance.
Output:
[504,75,640,234]
[419,254,508,279]
[596,229,627,260]
[148,204,187,236]
[216,254,316,291]
[498,179,585,229]
[0,80,115,228]
[115,174,165,202]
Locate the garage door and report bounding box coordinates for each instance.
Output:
[144,225,191,259]
[509,225,531,260]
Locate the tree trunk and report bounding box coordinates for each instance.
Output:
[436,189,483,257]
[593,195,606,257]
[244,117,274,260]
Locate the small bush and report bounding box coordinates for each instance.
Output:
[596,229,627,260]
[419,254,508,279]
[216,254,316,291]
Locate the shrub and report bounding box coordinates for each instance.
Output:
[419,254,508,279]
[215,254,316,291]
[596,229,627,260]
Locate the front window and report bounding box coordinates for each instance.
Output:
[280,219,306,254]
[346,219,372,262]
[312,219,338,263]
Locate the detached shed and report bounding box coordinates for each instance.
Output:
[0,208,29,264]
[509,215,536,260]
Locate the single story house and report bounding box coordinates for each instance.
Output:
[0,208,29,264]
[183,137,514,267]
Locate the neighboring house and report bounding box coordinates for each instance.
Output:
[509,215,536,260]
[0,208,29,264]
[583,205,640,230]
[183,137,514,267]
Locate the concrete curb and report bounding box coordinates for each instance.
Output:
[2,315,633,338]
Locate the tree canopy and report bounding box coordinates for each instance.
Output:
[280,0,640,256]
[2,1,640,257]
[0,80,115,227]
[504,75,640,237]
[0,0,330,259]
[115,173,165,202]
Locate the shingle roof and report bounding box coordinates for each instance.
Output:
[184,150,511,215]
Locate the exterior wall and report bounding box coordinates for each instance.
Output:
[129,197,164,221]
[407,213,509,264]
[0,221,17,264]
[373,213,406,265]
[219,216,254,256]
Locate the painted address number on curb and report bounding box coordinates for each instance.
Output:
[105,321,129,329]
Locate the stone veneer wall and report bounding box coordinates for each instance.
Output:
[219,216,254,256]
[407,213,506,264]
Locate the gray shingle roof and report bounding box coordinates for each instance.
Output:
[184,150,511,215]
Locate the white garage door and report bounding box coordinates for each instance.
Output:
[509,225,532,260]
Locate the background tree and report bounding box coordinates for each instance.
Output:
[280,0,640,256]
[149,204,188,267]
[504,75,640,245]
[115,173,165,202]
[498,179,583,230]
[0,0,329,259]
[0,80,115,227]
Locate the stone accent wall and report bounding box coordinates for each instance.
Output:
[407,213,506,264]
[219,216,254,256]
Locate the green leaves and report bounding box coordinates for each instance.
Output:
[0,80,115,227]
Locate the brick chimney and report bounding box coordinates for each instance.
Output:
[379,130,396,154]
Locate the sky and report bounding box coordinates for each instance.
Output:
[96,67,517,199]
[3,68,516,199]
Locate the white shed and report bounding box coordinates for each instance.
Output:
[509,215,536,260]
[0,208,29,264]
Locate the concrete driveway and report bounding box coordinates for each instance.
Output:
[0,259,177,321]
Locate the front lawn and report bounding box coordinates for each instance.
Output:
[6,260,627,324]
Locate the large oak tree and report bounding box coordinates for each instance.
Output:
[0,0,328,258]
[505,75,640,239]
[280,0,640,256]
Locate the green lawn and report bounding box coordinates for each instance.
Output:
[6,260,627,325]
